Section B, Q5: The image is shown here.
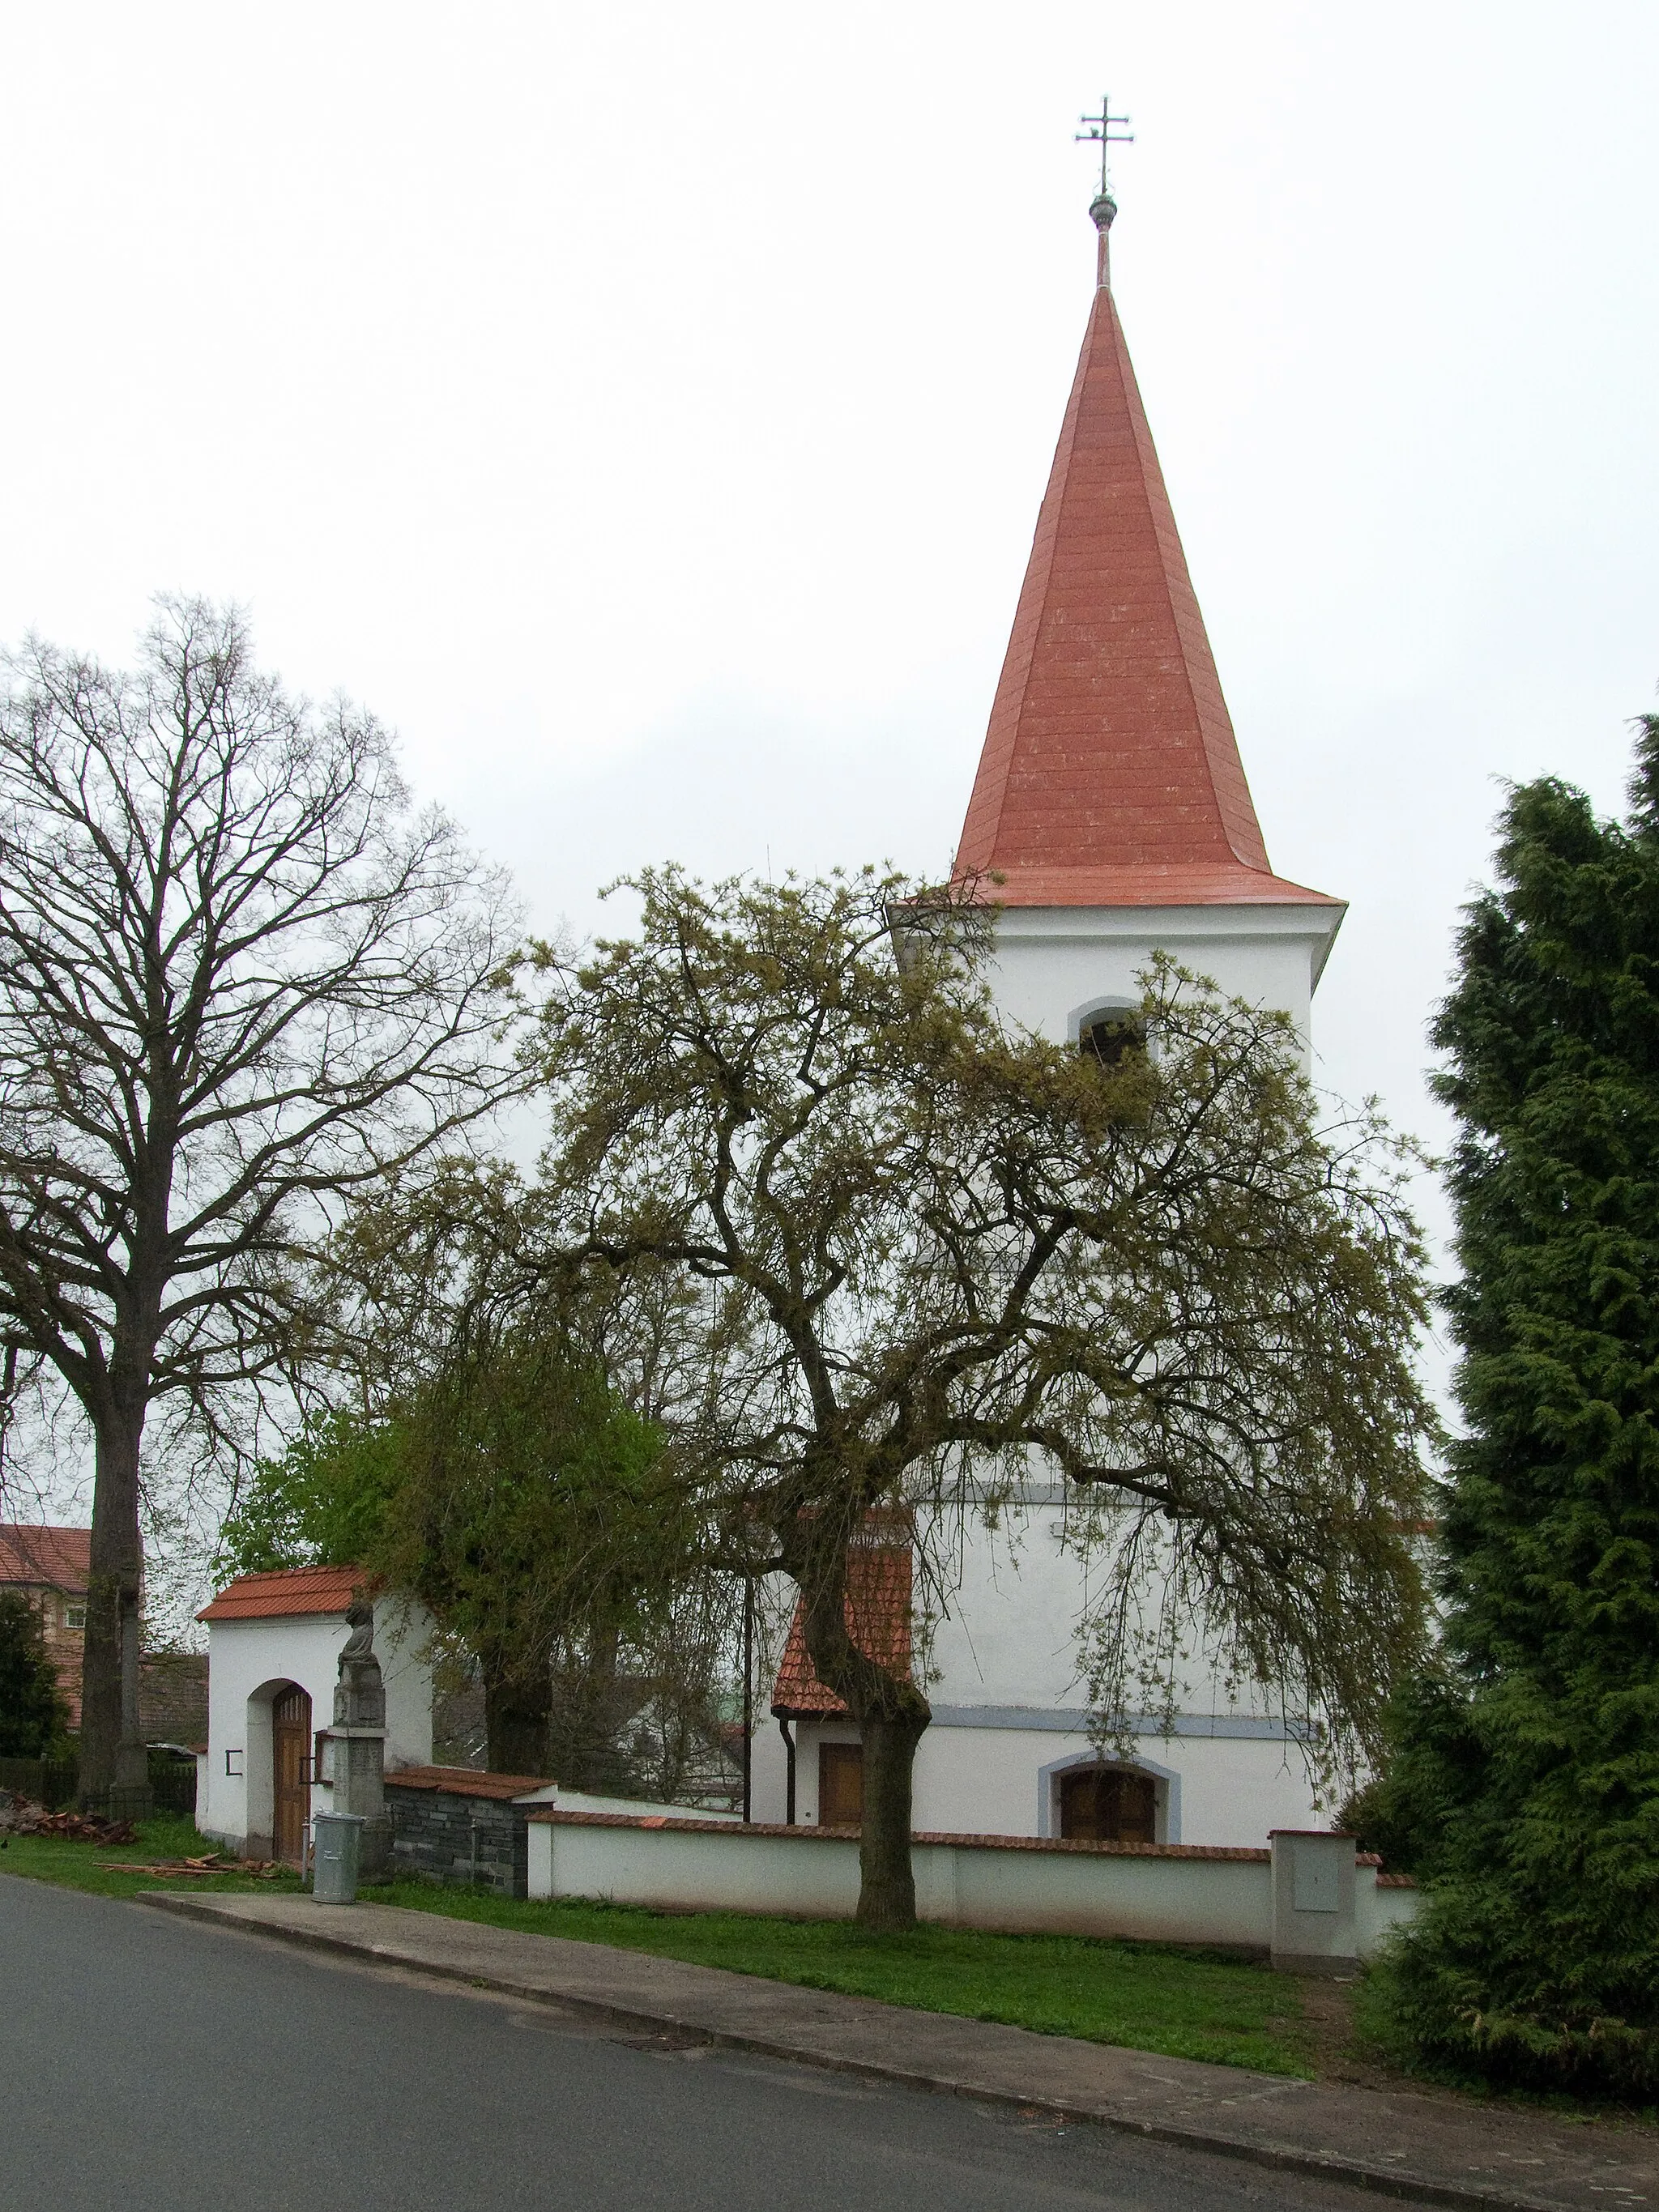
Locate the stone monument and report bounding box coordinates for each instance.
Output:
[325,1595,393,1882]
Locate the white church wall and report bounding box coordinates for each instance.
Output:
[925,1492,1083,1709]
[924,1494,1317,1779]
[913,1720,1319,1848]
[749,1714,790,1823]
[984,904,1335,1068]
[748,1708,1320,1849]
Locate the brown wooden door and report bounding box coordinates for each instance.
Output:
[272,1685,312,1863]
[1059,1767,1157,1844]
[818,1741,864,1827]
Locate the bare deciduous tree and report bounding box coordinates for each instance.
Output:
[0,596,521,1798]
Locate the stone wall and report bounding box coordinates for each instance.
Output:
[385,1775,531,1897]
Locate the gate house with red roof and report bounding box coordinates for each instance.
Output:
[751,182,1343,1853]
[197,1565,434,1863]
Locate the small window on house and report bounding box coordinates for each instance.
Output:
[65,1602,86,1631]
[1080,1012,1144,1070]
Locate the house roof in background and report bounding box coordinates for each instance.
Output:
[0,1523,92,1594]
[198,1562,365,1622]
[771,1541,913,1719]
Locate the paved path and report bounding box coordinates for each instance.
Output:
[143,1888,1659,2212]
[7,1873,1422,2212]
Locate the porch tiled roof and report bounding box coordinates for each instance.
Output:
[198,1562,365,1622]
[771,1541,913,1718]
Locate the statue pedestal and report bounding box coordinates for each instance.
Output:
[325,1652,392,1882]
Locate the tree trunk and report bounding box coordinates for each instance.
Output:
[484,1665,552,1777]
[79,1404,149,1804]
[794,1536,932,1931]
[855,1706,930,1931]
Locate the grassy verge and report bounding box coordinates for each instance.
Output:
[372,1882,1316,2076]
[2,1820,1311,2073]
[0,1815,304,1899]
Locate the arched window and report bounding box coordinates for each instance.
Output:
[1059,1764,1158,1843]
[1079,1010,1144,1070]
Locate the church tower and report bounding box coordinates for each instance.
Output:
[753,156,1341,1849]
[955,177,1343,1053]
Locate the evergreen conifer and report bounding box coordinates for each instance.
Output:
[1375,716,1659,2097]
[0,1591,68,1757]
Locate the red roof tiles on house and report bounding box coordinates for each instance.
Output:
[0,1524,91,1594]
[956,228,1338,913]
[771,1541,914,1718]
[197,1563,366,1622]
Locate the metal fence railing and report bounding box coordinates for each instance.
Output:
[0,1756,79,1809]
[148,1760,198,1818]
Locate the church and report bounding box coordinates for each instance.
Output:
[751,173,1346,1852]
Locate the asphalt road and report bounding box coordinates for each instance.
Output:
[0,1873,1433,2212]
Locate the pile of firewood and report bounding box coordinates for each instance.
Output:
[99,1851,285,1879]
[0,1790,284,1874]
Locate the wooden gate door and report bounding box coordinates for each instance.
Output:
[272,1685,312,1864]
[818,1742,864,1827]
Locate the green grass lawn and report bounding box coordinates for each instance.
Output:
[0,1818,1311,2074]
[0,1814,304,1900]
[373,1882,1316,2076]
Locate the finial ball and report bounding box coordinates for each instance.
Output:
[1090,190,1118,232]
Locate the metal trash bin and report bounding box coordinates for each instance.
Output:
[311,1811,365,1903]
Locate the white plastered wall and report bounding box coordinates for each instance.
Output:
[983,901,1341,1068]
[749,1711,1316,1850]
[199,1596,433,1853]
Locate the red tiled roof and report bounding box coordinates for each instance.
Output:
[771,1541,913,1718]
[0,1524,91,1594]
[975,862,1336,910]
[384,1765,548,1800]
[197,1563,365,1622]
[956,232,1338,913]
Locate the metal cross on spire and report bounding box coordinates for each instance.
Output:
[1075,95,1134,197]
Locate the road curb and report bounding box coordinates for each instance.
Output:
[132,1891,1615,2212]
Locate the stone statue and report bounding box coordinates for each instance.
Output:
[326,1592,391,1881]
[339,1595,375,1661]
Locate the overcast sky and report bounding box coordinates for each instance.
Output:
[4,2,1657,1355]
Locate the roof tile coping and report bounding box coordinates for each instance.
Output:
[525,1807,1391,1869]
[385,1765,548,1801]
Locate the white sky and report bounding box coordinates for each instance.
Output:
[4,1,1657,1370]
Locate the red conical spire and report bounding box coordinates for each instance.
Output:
[957,194,1335,909]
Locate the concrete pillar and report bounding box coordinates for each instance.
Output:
[1269,1829,1358,1975]
[323,1600,392,1882]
